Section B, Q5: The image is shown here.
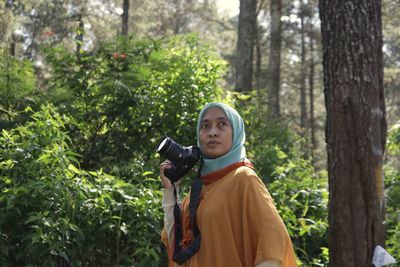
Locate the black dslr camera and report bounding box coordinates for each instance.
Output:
[157,137,201,182]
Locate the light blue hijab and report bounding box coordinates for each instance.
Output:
[196,102,247,176]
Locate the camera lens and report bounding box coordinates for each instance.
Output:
[156,136,201,182]
[157,137,183,163]
[157,137,171,154]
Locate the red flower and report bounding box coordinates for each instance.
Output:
[120,53,127,59]
[113,52,119,59]
[42,31,54,37]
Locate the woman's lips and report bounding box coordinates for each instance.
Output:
[207,141,220,146]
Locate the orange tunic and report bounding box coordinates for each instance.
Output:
[162,165,297,267]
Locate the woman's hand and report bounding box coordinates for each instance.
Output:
[160,160,180,189]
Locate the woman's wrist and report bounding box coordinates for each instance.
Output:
[161,177,172,189]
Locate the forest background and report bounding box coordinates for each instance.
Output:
[0,0,399,266]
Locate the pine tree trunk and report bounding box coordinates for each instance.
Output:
[121,0,130,36]
[266,0,282,119]
[255,24,262,91]
[5,0,15,56]
[235,0,257,92]
[255,23,263,109]
[9,34,16,56]
[299,0,307,130]
[308,23,316,155]
[320,0,387,265]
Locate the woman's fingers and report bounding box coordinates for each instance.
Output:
[159,160,181,188]
[160,160,173,188]
[160,160,172,169]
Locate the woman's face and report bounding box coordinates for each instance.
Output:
[199,107,233,159]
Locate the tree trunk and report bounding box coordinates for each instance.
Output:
[255,23,263,110]
[9,36,16,56]
[121,0,130,36]
[171,0,193,35]
[255,24,262,92]
[255,1,265,109]
[320,0,387,266]
[76,15,84,58]
[5,0,15,56]
[308,23,316,155]
[266,0,282,119]
[235,0,257,92]
[299,0,307,130]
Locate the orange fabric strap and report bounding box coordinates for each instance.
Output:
[201,160,254,185]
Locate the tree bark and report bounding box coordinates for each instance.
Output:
[255,23,263,110]
[266,0,282,119]
[299,0,307,130]
[171,0,193,35]
[308,23,316,155]
[320,0,387,266]
[235,0,257,92]
[121,0,130,36]
[255,0,265,109]
[255,24,262,92]
[9,34,16,56]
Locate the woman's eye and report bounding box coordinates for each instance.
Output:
[201,124,208,129]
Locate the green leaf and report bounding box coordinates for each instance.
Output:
[277,150,287,159]
[68,164,81,174]
[0,244,9,257]
[59,251,70,264]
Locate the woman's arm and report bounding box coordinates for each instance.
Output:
[255,260,281,267]
[238,167,297,266]
[162,187,179,247]
[160,160,181,247]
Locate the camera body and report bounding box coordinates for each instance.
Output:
[157,137,201,182]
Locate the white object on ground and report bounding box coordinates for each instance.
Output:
[372,245,396,267]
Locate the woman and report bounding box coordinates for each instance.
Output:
[160,102,297,267]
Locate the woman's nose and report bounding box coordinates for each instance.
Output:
[208,126,218,137]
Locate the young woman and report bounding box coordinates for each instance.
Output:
[160,102,297,267]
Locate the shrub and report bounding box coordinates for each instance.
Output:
[0,105,164,266]
[43,35,225,173]
[0,49,36,130]
[385,122,400,262]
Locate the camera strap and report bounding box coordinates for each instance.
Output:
[172,160,203,265]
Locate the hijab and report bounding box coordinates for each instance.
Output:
[196,102,247,176]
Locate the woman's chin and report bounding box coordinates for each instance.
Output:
[203,150,228,159]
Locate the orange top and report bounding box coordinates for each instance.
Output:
[162,163,297,267]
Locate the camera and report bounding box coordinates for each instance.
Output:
[157,137,201,182]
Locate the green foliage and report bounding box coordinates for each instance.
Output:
[385,166,400,261]
[0,49,36,129]
[7,34,387,266]
[240,105,293,182]
[385,123,400,262]
[42,35,224,173]
[0,105,164,266]
[387,122,400,155]
[269,156,329,266]
[1,35,227,266]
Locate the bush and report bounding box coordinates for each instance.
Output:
[268,154,329,266]
[385,166,400,262]
[0,105,164,266]
[2,35,333,266]
[0,49,37,130]
[42,35,225,173]
[385,122,400,262]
